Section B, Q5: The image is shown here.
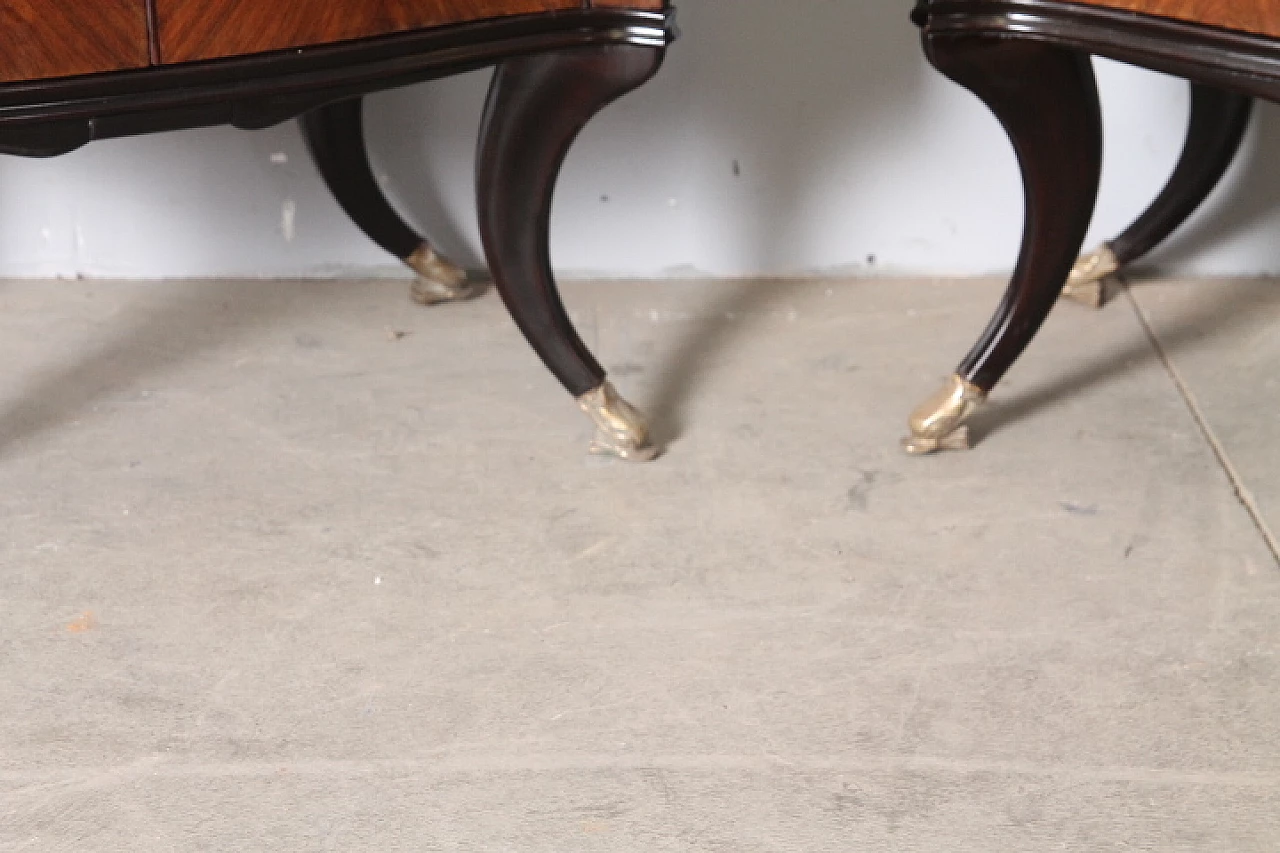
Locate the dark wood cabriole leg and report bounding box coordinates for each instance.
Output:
[301,97,482,306]
[904,36,1103,455]
[476,44,664,462]
[1065,82,1253,308]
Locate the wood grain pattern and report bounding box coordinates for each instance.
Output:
[0,1,150,83]
[1073,0,1280,38]
[157,0,663,64]
[0,9,674,156]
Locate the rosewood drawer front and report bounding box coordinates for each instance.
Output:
[0,2,667,83]
[1073,0,1280,38]
[155,0,665,63]
[0,1,149,82]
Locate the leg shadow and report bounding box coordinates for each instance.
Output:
[641,1,930,446]
[976,279,1280,441]
[643,278,804,447]
[0,282,332,458]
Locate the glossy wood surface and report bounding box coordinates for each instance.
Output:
[302,99,427,261]
[1075,0,1280,38]
[477,44,664,398]
[0,1,149,83]
[156,0,663,64]
[926,34,1103,389]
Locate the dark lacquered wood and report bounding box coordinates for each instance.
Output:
[924,33,1103,390]
[916,0,1280,442]
[0,1,150,83]
[477,44,664,397]
[922,1,1280,96]
[155,0,663,64]
[921,3,1255,275]
[1108,83,1252,266]
[302,98,427,261]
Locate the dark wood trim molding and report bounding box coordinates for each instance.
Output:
[0,8,676,157]
[919,0,1280,101]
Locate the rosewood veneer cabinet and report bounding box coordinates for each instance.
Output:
[0,0,676,460]
[903,0,1274,455]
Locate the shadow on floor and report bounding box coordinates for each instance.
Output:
[0,282,330,459]
[641,279,807,448]
[975,278,1280,443]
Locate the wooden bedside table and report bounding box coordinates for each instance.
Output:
[0,1,676,461]
[903,0,1270,455]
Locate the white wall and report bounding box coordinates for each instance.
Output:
[3,1,1280,280]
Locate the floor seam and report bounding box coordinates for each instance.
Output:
[1123,282,1280,568]
[3,754,1279,788]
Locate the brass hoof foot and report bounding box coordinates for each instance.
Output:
[1063,243,1121,309]
[902,374,987,456]
[577,381,660,462]
[406,244,484,306]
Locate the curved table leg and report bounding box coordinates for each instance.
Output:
[1065,82,1253,308]
[477,45,664,462]
[904,36,1102,455]
[301,98,483,306]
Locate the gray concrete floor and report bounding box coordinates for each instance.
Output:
[1,276,1278,851]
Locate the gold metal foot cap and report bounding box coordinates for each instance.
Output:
[577,381,660,462]
[902,374,987,456]
[406,244,484,306]
[1063,244,1121,309]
